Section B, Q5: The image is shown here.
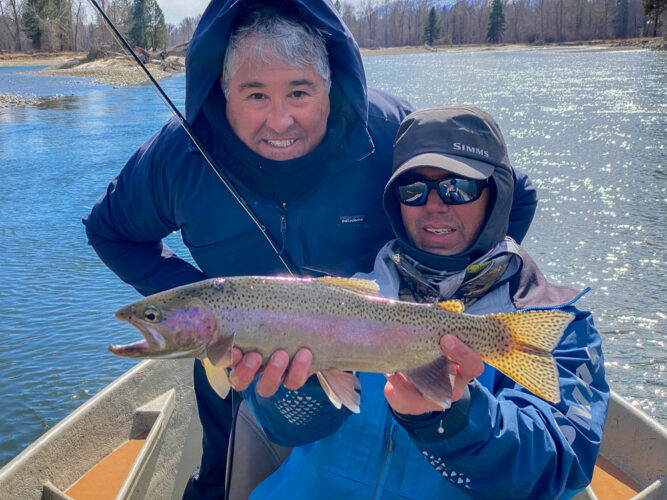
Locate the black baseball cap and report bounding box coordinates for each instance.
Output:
[387,105,511,187]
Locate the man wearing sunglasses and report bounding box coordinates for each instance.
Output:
[240,106,610,499]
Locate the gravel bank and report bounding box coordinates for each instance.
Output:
[31,56,184,86]
[0,93,70,109]
[1,53,184,108]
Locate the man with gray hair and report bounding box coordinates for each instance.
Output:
[220,10,332,163]
[83,1,538,498]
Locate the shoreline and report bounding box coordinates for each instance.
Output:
[1,37,663,108]
[0,51,183,108]
[359,37,665,56]
[1,36,662,67]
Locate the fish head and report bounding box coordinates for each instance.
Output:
[110,284,220,359]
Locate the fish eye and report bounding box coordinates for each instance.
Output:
[143,306,162,323]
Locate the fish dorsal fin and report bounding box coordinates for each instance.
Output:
[317,277,380,296]
[435,299,465,314]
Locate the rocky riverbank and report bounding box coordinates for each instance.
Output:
[27,53,185,86]
[0,92,70,109]
[0,50,184,109]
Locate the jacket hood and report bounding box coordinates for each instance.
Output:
[184,0,369,127]
[382,107,515,272]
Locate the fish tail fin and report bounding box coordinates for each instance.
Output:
[487,310,574,404]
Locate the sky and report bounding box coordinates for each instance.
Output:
[157,0,364,26]
[158,0,210,25]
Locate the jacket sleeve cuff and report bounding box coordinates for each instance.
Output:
[392,384,473,442]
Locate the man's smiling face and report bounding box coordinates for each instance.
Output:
[224,51,330,161]
[399,167,490,256]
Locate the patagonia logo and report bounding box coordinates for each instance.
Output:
[340,215,365,224]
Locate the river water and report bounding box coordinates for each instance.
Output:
[0,47,664,467]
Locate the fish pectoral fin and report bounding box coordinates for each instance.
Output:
[316,370,361,413]
[206,334,234,367]
[435,299,465,314]
[402,357,457,410]
[317,277,381,296]
[202,357,231,399]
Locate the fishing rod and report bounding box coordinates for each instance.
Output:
[87,0,297,276]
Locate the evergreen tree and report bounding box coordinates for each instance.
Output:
[487,0,506,43]
[22,0,71,50]
[21,1,41,46]
[614,0,629,37]
[129,0,166,49]
[422,6,442,45]
[146,0,166,49]
[642,0,666,36]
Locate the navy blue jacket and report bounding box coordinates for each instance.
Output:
[83,0,537,297]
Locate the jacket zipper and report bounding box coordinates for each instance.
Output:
[520,287,591,312]
[373,418,396,500]
[279,202,288,255]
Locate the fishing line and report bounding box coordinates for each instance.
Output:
[86,0,297,276]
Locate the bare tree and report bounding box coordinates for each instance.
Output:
[505,0,531,42]
[359,0,379,47]
[0,0,25,51]
[338,1,359,36]
[88,0,131,46]
[386,0,408,46]
[166,15,201,50]
[71,0,87,51]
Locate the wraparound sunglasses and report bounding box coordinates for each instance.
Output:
[396,177,488,206]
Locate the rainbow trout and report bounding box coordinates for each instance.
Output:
[110,276,573,412]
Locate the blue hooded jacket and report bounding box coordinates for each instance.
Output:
[82,0,537,298]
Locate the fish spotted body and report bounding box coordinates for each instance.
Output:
[111,276,573,412]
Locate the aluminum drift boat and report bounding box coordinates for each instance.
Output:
[0,360,664,499]
[0,360,201,500]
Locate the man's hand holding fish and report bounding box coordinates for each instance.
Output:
[384,334,484,415]
[227,347,312,397]
[228,329,482,415]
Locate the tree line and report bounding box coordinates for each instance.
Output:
[0,0,198,52]
[338,0,665,47]
[0,0,664,53]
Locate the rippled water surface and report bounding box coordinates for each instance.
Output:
[0,48,665,466]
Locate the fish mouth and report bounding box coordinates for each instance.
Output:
[109,314,167,358]
[110,310,203,359]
